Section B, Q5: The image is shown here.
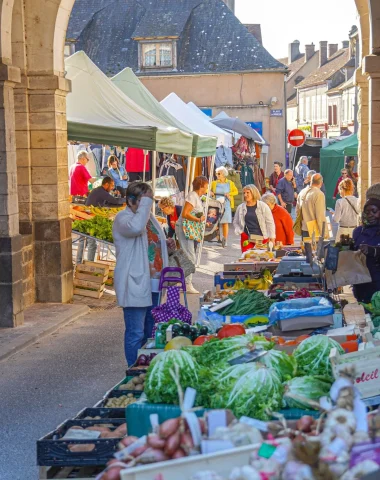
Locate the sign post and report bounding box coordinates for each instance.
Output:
[288,129,306,148]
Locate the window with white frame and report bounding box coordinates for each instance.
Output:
[141,42,173,68]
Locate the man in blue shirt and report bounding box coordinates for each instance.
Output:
[276,169,297,214]
[85,177,124,208]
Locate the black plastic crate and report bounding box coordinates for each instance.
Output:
[75,408,125,420]
[37,419,126,467]
[125,366,147,376]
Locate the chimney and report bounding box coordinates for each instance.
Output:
[319,41,328,67]
[328,43,338,58]
[288,40,300,64]
[305,43,315,62]
[342,40,349,49]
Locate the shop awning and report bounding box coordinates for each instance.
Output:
[161,93,231,148]
[320,134,358,208]
[111,68,217,157]
[65,52,194,156]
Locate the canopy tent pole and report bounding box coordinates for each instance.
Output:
[196,154,216,267]
[185,156,191,198]
[190,156,197,191]
[152,151,157,215]
[143,150,148,182]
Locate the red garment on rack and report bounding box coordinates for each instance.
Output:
[125,148,150,173]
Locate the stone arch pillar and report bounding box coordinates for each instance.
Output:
[0,0,24,327]
[21,0,75,303]
[363,0,380,187]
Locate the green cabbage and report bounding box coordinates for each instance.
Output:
[294,335,344,378]
[259,349,297,381]
[145,350,199,404]
[197,334,274,367]
[283,375,332,409]
[197,363,260,409]
[227,366,283,420]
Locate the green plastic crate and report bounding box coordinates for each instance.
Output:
[276,408,321,420]
[126,402,208,437]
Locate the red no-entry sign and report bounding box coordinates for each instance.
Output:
[288,129,306,147]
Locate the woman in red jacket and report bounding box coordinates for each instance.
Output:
[262,193,294,245]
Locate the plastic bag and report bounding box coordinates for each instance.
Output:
[269,297,333,324]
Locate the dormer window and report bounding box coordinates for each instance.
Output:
[138,40,177,71]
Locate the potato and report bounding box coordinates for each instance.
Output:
[134,384,144,391]
[114,423,127,437]
[68,444,95,452]
[132,377,143,385]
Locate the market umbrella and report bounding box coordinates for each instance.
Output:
[211,116,265,144]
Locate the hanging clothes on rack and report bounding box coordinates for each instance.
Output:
[125,148,150,182]
[253,159,266,193]
[232,136,249,161]
[159,156,186,192]
[215,146,233,168]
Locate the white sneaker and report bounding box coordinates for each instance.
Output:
[186,284,200,294]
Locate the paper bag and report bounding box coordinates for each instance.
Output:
[325,250,372,289]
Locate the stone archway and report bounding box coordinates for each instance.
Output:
[0,0,379,327]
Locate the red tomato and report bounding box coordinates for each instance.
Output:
[193,335,214,346]
[217,324,245,340]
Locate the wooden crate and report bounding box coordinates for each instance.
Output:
[74,262,109,299]
[74,286,105,299]
[85,259,115,270]
[39,465,104,479]
[330,346,380,399]
[70,205,93,220]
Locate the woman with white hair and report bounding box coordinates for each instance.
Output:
[261,192,294,245]
[233,184,275,252]
[211,166,238,247]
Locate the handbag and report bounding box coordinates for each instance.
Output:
[168,248,196,277]
[345,197,361,225]
[182,210,204,243]
[293,188,312,236]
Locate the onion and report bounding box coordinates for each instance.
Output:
[159,418,180,439]
[164,431,181,456]
[296,416,314,433]
[147,434,166,449]
[172,448,186,459]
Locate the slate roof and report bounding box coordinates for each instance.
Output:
[295,48,350,89]
[287,93,297,107]
[68,0,286,76]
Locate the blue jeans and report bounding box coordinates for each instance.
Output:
[123,292,159,367]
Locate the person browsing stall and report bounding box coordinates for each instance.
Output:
[175,176,209,294]
[296,173,327,239]
[261,192,294,245]
[113,182,173,366]
[211,166,238,248]
[85,176,125,208]
[69,150,96,196]
[158,197,182,239]
[269,162,284,194]
[352,183,380,303]
[233,184,275,252]
[331,178,360,242]
[295,156,310,193]
[276,169,297,214]
[333,168,349,200]
[107,155,129,198]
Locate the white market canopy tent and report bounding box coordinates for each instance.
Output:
[111,68,217,157]
[65,52,194,156]
[161,93,233,148]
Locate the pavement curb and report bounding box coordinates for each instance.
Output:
[0,304,90,362]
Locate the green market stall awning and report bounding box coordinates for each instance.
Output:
[65,52,194,156]
[111,68,217,157]
[320,134,358,208]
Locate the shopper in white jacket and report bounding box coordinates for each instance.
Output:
[233,184,276,252]
[113,182,169,366]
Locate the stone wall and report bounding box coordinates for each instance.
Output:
[21,234,34,307]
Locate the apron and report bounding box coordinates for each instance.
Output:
[216,181,232,224]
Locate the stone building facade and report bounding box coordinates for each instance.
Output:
[0,0,379,328]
